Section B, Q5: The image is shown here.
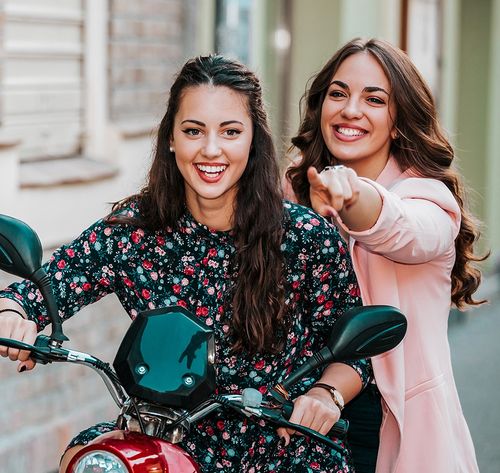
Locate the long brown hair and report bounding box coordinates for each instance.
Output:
[110,55,286,353]
[287,38,487,308]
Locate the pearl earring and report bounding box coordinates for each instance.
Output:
[169,146,174,153]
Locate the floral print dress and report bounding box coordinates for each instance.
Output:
[1,201,367,472]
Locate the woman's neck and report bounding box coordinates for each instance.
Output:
[187,196,234,231]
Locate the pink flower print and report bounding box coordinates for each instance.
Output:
[310,218,320,226]
[349,286,360,297]
[131,231,142,244]
[338,240,346,254]
[82,283,92,291]
[177,300,187,308]
[156,235,165,246]
[141,288,151,300]
[173,284,181,294]
[57,260,66,269]
[104,227,112,236]
[184,266,195,276]
[143,260,153,270]
[196,306,209,317]
[123,278,134,288]
[99,278,110,287]
[320,271,330,282]
[65,248,75,258]
[208,248,217,257]
[254,359,265,370]
[310,462,320,470]
[89,231,97,244]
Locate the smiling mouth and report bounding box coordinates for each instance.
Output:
[195,163,227,177]
[336,126,367,137]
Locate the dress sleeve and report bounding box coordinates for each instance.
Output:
[304,216,371,387]
[0,218,120,330]
[338,177,461,264]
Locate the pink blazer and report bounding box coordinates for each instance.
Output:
[284,158,479,472]
[337,158,479,473]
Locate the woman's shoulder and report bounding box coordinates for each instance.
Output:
[283,200,341,241]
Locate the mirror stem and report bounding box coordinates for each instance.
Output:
[32,268,68,344]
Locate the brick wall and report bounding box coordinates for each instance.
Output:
[109,0,190,123]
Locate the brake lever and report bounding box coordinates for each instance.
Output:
[255,405,344,453]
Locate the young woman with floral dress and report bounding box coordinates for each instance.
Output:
[0,55,368,472]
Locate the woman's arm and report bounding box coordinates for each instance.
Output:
[308,166,461,263]
[0,297,37,370]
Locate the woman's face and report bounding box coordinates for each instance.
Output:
[171,84,253,225]
[320,51,396,179]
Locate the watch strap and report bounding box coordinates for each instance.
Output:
[312,382,345,411]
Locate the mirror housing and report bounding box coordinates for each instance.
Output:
[279,305,407,391]
[0,214,68,343]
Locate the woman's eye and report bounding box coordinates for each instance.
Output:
[328,90,345,99]
[183,128,201,136]
[224,129,242,137]
[367,97,385,105]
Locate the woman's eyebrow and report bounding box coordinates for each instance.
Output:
[364,86,390,95]
[329,81,389,96]
[220,120,244,127]
[181,119,205,126]
[180,119,244,127]
[330,80,349,90]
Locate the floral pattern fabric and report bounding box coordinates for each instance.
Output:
[1,201,366,472]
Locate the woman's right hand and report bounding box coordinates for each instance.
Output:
[0,303,37,371]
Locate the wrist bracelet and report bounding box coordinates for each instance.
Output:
[312,382,345,411]
[0,308,25,318]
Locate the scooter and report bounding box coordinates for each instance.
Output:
[0,214,407,473]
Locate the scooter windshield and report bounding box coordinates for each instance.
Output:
[114,306,216,409]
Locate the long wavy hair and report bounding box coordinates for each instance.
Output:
[110,55,286,353]
[287,38,487,309]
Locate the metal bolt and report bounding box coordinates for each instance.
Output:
[135,364,148,375]
[183,375,194,386]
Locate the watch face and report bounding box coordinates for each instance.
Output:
[332,390,344,410]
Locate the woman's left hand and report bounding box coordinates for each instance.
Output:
[276,387,341,446]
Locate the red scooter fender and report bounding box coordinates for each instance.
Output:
[66,430,201,473]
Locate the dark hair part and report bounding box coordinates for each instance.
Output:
[287,38,488,308]
[110,55,286,353]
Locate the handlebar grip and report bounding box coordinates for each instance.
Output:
[281,399,349,440]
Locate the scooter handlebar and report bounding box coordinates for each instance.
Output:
[281,399,348,440]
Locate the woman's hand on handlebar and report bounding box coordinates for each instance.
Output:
[0,303,37,371]
[276,388,341,446]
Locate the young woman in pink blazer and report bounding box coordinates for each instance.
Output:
[284,38,487,473]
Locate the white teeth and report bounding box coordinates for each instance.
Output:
[196,164,227,173]
[337,127,366,137]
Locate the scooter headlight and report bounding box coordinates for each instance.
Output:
[73,450,128,473]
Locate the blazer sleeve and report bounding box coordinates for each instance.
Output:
[337,177,461,264]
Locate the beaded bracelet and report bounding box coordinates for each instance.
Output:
[0,308,25,318]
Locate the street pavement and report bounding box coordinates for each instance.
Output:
[449,282,500,473]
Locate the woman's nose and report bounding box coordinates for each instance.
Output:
[341,97,363,119]
[202,134,222,157]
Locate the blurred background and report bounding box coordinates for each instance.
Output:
[0,0,498,471]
